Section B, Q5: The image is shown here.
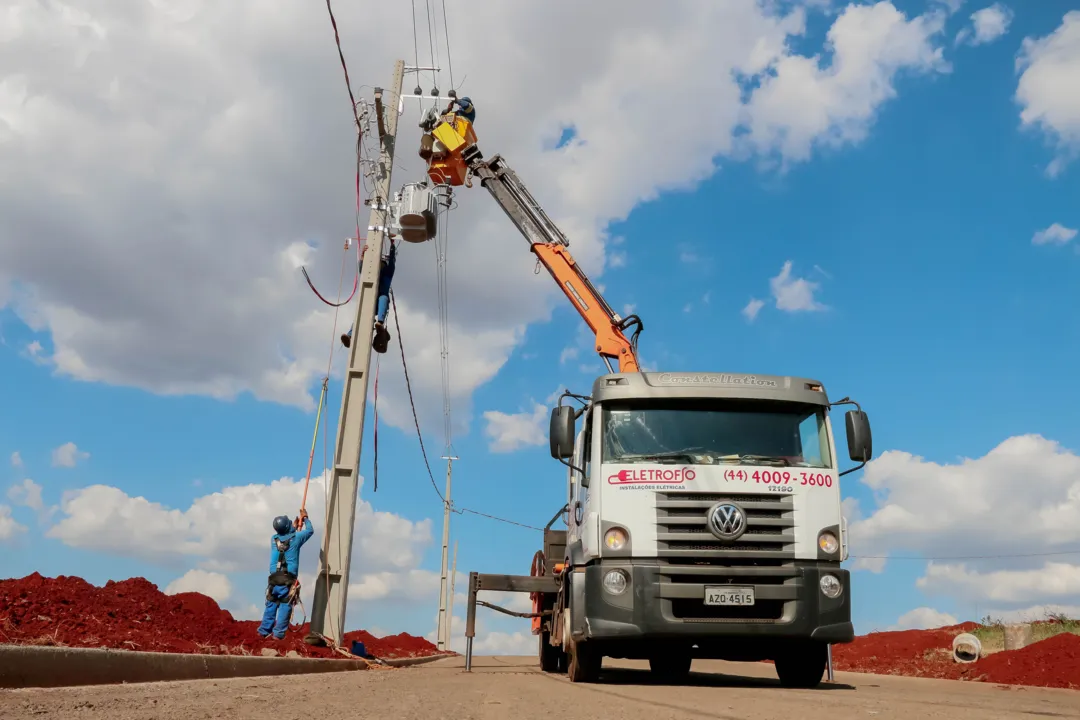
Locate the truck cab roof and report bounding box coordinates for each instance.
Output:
[590,371,831,406]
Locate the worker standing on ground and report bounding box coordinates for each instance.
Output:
[258,510,313,640]
[340,240,397,354]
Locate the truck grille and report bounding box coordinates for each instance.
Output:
[655,492,796,623]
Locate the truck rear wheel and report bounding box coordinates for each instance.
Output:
[566,639,601,683]
[648,653,692,682]
[774,642,828,689]
[539,630,565,673]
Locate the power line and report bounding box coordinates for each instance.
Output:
[390,289,445,504]
[440,0,455,92]
[456,507,542,532]
[391,289,542,532]
[323,0,362,130]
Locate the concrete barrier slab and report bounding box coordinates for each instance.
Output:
[0,644,370,689]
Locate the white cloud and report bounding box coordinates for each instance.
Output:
[0,1,962,430]
[348,568,444,602]
[1015,12,1080,177]
[742,298,765,322]
[917,562,1080,605]
[845,434,1080,614]
[740,2,950,167]
[559,346,579,365]
[888,606,959,631]
[51,441,89,468]
[7,478,51,523]
[165,569,233,605]
[769,261,827,312]
[482,403,548,453]
[46,471,433,578]
[933,0,967,14]
[0,505,26,540]
[9,451,22,468]
[1032,222,1078,246]
[956,4,1013,46]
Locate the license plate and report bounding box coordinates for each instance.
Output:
[704,586,755,606]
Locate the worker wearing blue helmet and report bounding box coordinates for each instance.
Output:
[453,96,475,123]
[258,510,314,640]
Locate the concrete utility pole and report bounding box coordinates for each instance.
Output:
[444,540,458,650]
[307,59,405,648]
[435,454,457,651]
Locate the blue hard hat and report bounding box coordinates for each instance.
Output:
[272,515,292,535]
[457,96,472,108]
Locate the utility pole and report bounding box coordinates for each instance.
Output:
[435,454,457,650]
[307,59,405,648]
[444,540,458,650]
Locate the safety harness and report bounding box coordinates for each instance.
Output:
[266,535,301,604]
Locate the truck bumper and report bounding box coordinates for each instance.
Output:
[579,560,852,659]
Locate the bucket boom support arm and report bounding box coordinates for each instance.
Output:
[461,145,642,373]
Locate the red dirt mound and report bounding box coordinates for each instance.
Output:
[971,632,1080,690]
[0,573,443,661]
[832,622,979,680]
[832,622,1080,689]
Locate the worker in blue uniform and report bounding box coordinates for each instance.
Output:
[340,241,396,354]
[419,96,475,160]
[453,96,476,123]
[258,510,313,640]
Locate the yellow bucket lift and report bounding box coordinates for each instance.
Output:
[420,110,477,187]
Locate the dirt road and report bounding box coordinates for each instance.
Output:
[2,655,1078,719]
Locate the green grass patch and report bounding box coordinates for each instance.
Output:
[971,612,1080,653]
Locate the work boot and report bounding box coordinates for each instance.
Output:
[372,323,390,354]
[340,332,351,349]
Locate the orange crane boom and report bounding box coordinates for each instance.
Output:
[460,146,643,373]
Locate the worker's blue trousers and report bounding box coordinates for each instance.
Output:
[258,585,293,639]
[375,251,396,324]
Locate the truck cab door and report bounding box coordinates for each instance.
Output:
[578,409,599,560]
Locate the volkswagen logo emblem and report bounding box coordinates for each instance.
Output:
[707,502,746,541]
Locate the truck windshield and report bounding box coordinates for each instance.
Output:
[601,400,832,469]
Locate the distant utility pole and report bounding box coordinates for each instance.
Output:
[435,454,458,651]
[444,540,458,651]
[307,59,405,648]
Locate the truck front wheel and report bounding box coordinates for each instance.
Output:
[774,642,828,689]
[566,639,601,683]
[539,630,566,673]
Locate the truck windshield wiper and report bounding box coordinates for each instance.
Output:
[616,451,699,464]
[715,454,791,467]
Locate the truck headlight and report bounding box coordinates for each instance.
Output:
[603,569,628,595]
[820,574,842,599]
[604,527,628,551]
[818,531,839,555]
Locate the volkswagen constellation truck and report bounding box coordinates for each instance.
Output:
[535,370,872,687]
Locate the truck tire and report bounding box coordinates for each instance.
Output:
[774,642,827,689]
[648,653,692,682]
[539,630,566,673]
[566,638,601,683]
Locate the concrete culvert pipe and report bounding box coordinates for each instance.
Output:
[952,633,982,663]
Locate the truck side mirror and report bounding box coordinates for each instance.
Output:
[845,410,872,463]
[549,406,576,460]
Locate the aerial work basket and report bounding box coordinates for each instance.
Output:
[420,107,477,188]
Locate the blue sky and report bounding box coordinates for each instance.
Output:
[3,0,1080,652]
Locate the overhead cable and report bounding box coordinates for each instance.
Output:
[391,290,541,531]
[323,0,362,130]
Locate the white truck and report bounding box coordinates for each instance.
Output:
[425,128,873,687]
[533,371,872,686]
